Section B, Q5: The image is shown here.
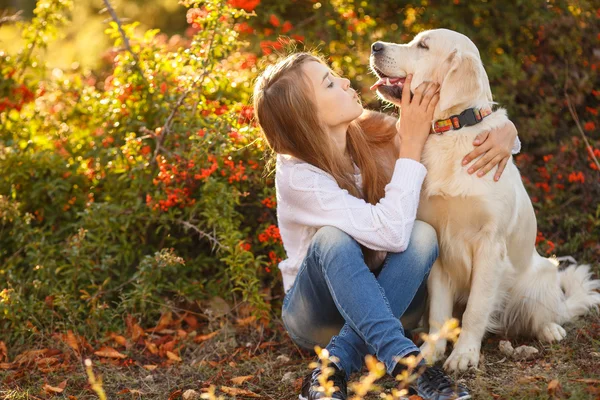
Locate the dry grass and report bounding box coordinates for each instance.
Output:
[1,309,599,399]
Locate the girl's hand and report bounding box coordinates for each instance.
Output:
[461,120,518,181]
[396,75,440,160]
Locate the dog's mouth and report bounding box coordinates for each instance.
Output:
[370,67,407,99]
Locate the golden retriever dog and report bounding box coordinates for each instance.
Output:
[361,28,600,372]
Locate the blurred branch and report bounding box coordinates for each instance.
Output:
[0,10,22,27]
[101,0,148,86]
[150,18,218,169]
[177,219,227,251]
[563,65,600,173]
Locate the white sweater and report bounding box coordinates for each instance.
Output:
[274,136,522,293]
[275,155,426,292]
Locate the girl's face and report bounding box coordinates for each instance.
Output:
[302,61,363,133]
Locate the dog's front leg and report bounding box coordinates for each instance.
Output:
[444,238,509,372]
[421,259,454,364]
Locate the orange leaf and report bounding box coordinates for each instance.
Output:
[183,314,198,330]
[36,357,59,367]
[547,379,564,397]
[161,339,177,353]
[94,347,127,359]
[131,323,145,341]
[571,378,600,384]
[0,341,7,362]
[43,383,65,394]
[144,340,159,355]
[143,364,158,371]
[153,311,173,331]
[65,330,80,354]
[13,349,48,365]
[231,375,254,385]
[236,316,256,326]
[194,331,219,342]
[166,351,182,362]
[109,333,128,347]
[220,386,261,398]
[258,341,278,349]
[168,389,183,400]
[126,315,145,341]
[0,362,12,369]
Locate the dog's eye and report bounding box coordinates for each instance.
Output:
[418,41,429,50]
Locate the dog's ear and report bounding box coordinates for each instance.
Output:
[438,50,492,112]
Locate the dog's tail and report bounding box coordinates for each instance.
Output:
[502,253,600,338]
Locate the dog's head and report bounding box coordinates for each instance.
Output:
[370,29,493,116]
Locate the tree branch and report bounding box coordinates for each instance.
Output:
[0,10,22,27]
[101,0,148,86]
[177,219,227,251]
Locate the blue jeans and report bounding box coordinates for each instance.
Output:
[282,221,438,378]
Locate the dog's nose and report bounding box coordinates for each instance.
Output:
[371,42,384,53]
[371,42,384,54]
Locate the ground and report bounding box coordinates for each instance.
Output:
[1,309,599,400]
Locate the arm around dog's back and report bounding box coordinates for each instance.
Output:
[276,155,427,253]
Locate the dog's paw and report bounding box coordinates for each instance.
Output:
[420,339,447,364]
[444,345,480,372]
[537,322,567,342]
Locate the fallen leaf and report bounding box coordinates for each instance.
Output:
[13,349,48,365]
[144,340,159,355]
[166,351,182,362]
[258,341,278,349]
[65,330,80,354]
[236,316,256,326]
[160,339,178,354]
[143,364,158,371]
[220,386,261,398]
[43,381,66,394]
[153,311,173,331]
[0,363,12,369]
[0,341,7,362]
[109,333,128,347]
[94,347,127,359]
[36,357,59,367]
[547,379,564,398]
[231,375,254,385]
[168,389,183,400]
[182,389,200,400]
[571,378,600,384]
[194,331,219,342]
[126,315,145,342]
[183,314,198,330]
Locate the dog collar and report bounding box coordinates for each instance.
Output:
[431,107,492,134]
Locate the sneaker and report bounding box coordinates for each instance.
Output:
[299,364,347,400]
[410,366,471,400]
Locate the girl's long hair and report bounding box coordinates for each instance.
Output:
[253,52,397,264]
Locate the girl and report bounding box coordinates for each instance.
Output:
[253,52,518,400]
